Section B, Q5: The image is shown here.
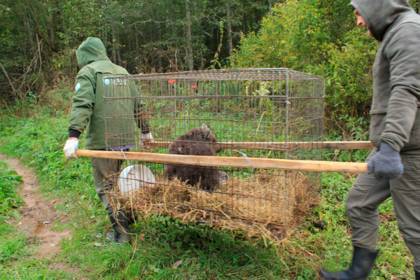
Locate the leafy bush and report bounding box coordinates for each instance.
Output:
[230,0,330,70]
[323,29,376,134]
[231,0,377,136]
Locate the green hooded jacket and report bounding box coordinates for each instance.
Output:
[69,37,148,150]
[351,0,420,153]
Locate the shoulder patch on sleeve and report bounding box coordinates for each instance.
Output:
[75,82,81,92]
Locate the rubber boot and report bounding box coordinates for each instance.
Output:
[320,246,379,280]
[106,210,131,244]
[415,270,420,280]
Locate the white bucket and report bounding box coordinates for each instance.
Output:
[118,164,156,195]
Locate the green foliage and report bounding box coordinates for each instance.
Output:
[231,0,330,70]
[0,260,74,280]
[231,0,378,135]
[324,29,376,132]
[0,161,26,265]
[0,223,27,264]
[410,0,420,12]
[60,215,283,279]
[0,0,277,104]
[0,162,22,215]
[60,0,105,45]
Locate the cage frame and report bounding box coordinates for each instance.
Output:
[93,68,348,241]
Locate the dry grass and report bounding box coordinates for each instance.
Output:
[109,170,319,243]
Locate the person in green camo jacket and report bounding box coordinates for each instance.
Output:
[63,37,152,243]
[320,1,420,279]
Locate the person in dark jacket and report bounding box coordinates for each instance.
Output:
[63,37,152,243]
[320,1,420,279]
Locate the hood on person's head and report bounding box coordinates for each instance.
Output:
[351,0,412,41]
[76,37,109,68]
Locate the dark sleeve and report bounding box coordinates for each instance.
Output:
[69,129,81,138]
[381,23,420,151]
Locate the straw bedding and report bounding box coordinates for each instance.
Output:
[109,170,318,242]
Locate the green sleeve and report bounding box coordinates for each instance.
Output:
[381,23,420,151]
[69,73,96,134]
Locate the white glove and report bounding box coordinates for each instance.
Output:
[141,132,154,145]
[63,138,79,159]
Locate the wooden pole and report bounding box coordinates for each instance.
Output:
[146,140,373,151]
[76,149,368,174]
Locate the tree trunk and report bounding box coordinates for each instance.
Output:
[185,0,194,70]
[226,3,233,56]
[111,23,118,64]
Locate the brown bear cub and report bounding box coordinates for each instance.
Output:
[164,124,226,192]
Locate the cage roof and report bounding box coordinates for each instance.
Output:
[106,68,323,81]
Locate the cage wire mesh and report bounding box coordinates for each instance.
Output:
[103,68,325,241]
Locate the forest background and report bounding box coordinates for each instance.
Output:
[1,0,419,135]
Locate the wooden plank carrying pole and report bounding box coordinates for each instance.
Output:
[76,149,368,174]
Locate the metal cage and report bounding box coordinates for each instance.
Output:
[102,68,325,240]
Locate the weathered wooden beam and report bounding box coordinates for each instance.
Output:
[76,149,368,174]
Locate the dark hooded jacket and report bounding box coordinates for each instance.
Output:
[351,0,420,153]
[69,37,148,149]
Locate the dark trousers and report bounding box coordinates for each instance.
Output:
[92,158,133,232]
[347,151,420,271]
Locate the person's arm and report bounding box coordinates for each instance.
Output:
[69,73,96,136]
[381,23,420,151]
[64,72,95,159]
[368,22,420,179]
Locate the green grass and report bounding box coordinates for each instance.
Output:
[0,93,414,279]
[0,161,23,215]
[0,161,26,265]
[0,113,84,279]
[0,161,69,279]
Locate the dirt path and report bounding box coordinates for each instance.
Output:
[0,154,71,258]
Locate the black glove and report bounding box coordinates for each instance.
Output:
[367,142,404,179]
